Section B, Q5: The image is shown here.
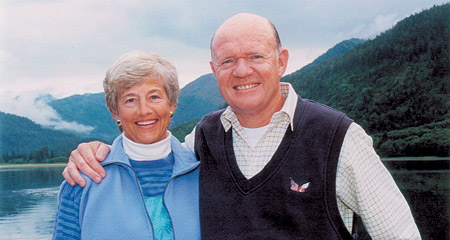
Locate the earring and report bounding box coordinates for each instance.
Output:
[170,111,174,118]
[116,120,123,132]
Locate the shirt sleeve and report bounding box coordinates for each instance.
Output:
[182,127,196,155]
[52,182,82,240]
[336,123,421,239]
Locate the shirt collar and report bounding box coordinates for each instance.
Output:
[220,82,298,132]
[121,131,172,161]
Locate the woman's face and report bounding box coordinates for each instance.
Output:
[113,79,175,144]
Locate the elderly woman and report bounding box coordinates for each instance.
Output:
[52,51,200,240]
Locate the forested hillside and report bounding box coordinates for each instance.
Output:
[283,4,450,157]
[49,93,118,143]
[2,4,448,163]
[171,73,226,127]
[293,38,366,73]
[0,112,99,163]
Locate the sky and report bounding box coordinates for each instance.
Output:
[0,0,448,132]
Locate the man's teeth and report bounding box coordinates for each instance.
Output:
[137,120,157,125]
[235,83,259,90]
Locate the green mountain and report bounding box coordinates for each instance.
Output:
[0,38,380,160]
[46,74,226,142]
[283,3,450,157]
[293,38,366,73]
[171,73,226,127]
[0,111,98,159]
[171,118,201,142]
[49,93,118,143]
[3,4,448,159]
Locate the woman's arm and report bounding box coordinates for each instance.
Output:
[52,183,84,239]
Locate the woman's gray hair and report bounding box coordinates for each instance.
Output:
[103,51,180,115]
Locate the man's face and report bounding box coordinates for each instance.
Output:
[210,22,288,118]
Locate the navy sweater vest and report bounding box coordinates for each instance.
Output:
[195,97,354,240]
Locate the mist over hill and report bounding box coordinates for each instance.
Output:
[0,111,100,160]
[49,93,118,143]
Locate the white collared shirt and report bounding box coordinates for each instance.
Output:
[184,82,420,239]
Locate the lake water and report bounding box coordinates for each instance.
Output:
[0,167,64,240]
[0,162,448,240]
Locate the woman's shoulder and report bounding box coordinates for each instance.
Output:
[57,180,85,204]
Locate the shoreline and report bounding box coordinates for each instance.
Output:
[1,157,449,169]
[381,157,450,161]
[0,163,67,169]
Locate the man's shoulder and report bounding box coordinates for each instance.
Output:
[203,108,226,119]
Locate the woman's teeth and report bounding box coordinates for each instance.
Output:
[136,120,156,125]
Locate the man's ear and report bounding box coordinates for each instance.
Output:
[210,61,217,80]
[277,48,289,77]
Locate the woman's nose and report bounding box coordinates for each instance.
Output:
[138,101,153,115]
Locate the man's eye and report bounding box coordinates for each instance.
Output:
[250,55,262,60]
[222,59,235,65]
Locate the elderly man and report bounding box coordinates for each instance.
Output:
[64,13,421,239]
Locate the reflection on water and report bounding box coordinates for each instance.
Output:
[391,170,450,239]
[0,167,64,240]
[0,164,448,239]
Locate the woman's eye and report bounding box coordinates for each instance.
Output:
[150,95,160,100]
[125,98,135,103]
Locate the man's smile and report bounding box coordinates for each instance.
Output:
[234,83,260,90]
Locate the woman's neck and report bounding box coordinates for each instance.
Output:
[122,131,172,161]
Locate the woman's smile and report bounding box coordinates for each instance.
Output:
[136,119,157,126]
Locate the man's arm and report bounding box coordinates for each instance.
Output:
[63,126,197,187]
[336,123,421,239]
[182,127,196,154]
[62,141,110,187]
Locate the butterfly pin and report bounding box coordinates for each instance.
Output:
[290,178,310,193]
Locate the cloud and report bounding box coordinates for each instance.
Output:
[0,90,94,134]
[1,0,447,101]
[344,13,402,40]
[284,46,328,75]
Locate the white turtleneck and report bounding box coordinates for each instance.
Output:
[121,131,172,161]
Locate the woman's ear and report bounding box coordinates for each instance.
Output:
[111,111,119,121]
[169,104,177,117]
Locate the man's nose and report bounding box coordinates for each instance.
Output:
[232,58,253,77]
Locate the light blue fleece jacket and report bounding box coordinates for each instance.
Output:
[53,135,200,240]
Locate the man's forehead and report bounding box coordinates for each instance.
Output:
[211,13,276,58]
[215,15,272,38]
